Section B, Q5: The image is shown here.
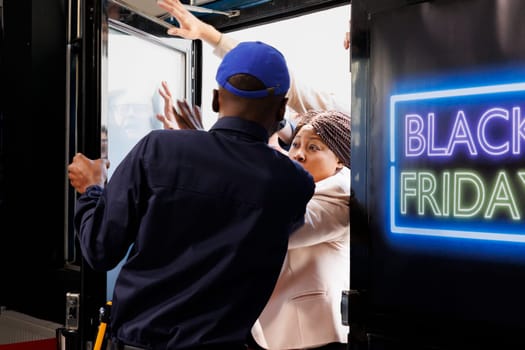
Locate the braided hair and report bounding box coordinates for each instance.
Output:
[293,110,351,168]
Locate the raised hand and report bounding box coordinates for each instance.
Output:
[157,0,222,45]
[343,31,350,50]
[157,0,207,39]
[156,80,179,130]
[175,99,204,130]
[157,80,204,130]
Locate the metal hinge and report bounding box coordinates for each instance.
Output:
[65,292,80,331]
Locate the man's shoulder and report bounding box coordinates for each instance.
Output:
[147,129,208,142]
[137,130,211,157]
[274,157,315,194]
[149,128,207,136]
[282,157,314,180]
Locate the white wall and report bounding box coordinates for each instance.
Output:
[199,4,352,129]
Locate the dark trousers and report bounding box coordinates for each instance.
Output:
[107,340,247,350]
[107,343,143,350]
[107,340,145,350]
[246,333,347,350]
[310,343,348,350]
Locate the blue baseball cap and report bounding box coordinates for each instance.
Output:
[216,41,290,98]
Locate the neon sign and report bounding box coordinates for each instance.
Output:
[390,82,525,242]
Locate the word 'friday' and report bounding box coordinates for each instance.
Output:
[400,170,525,220]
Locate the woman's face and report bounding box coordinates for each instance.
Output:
[288,124,343,182]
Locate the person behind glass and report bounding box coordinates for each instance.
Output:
[67,41,315,350]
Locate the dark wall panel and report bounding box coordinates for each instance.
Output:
[0,0,77,324]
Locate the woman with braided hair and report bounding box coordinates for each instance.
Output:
[249,110,350,350]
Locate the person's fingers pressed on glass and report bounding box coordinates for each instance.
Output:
[343,31,350,50]
[176,99,204,130]
[156,80,179,130]
[156,80,204,130]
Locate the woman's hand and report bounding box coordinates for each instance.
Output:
[157,80,204,130]
[157,0,222,45]
[156,80,179,130]
[343,31,350,50]
[175,99,204,130]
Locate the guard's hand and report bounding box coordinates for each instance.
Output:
[68,153,110,194]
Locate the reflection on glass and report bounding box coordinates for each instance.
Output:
[104,23,191,299]
[106,26,189,178]
[101,125,108,160]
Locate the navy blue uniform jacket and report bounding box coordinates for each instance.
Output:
[74,117,315,349]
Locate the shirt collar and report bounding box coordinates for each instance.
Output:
[209,117,269,143]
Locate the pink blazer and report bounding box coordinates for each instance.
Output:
[252,167,350,349]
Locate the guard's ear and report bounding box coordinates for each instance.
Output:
[212,89,219,112]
